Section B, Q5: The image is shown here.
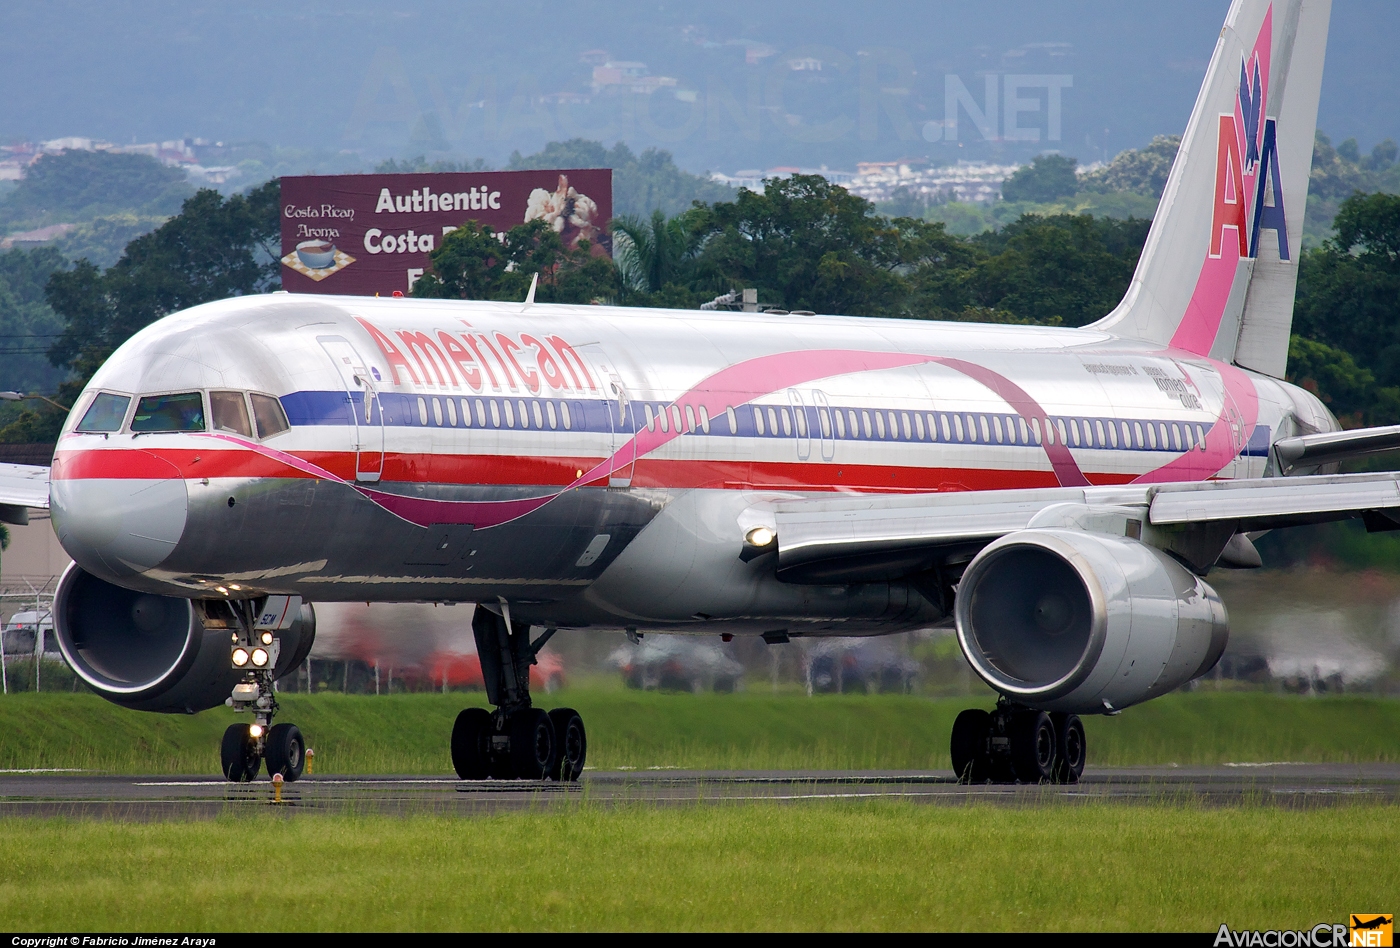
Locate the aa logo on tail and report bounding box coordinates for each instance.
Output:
[1210,44,1291,262]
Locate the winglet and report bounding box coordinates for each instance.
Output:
[522,272,538,311]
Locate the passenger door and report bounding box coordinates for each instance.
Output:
[318,335,385,483]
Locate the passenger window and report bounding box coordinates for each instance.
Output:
[250,394,290,438]
[432,398,443,426]
[446,398,457,426]
[875,412,886,439]
[547,401,558,430]
[699,406,710,433]
[834,410,845,439]
[726,406,737,434]
[780,408,792,437]
[210,391,253,437]
[76,392,130,432]
[686,405,697,433]
[561,402,573,430]
[753,407,764,436]
[659,405,670,433]
[645,404,656,431]
[914,413,924,440]
[674,405,686,432]
[131,392,205,432]
[417,397,428,425]
[820,408,832,439]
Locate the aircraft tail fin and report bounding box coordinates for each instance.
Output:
[1089,0,1331,378]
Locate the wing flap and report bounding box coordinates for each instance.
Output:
[1148,471,1400,529]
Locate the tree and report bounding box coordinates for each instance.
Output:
[412,218,617,305]
[1079,135,1181,197]
[908,214,1148,327]
[1292,191,1400,424]
[612,209,699,295]
[685,174,907,315]
[10,181,283,443]
[1001,155,1079,203]
[0,246,69,396]
[0,150,191,230]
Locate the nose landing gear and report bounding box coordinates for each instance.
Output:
[950,700,1086,785]
[221,601,306,783]
[450,604,587,781]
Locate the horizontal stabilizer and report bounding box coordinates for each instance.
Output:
[1272,425,1400,472]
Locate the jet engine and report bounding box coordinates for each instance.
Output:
[954,530,1227,714]
[52,565,315,714]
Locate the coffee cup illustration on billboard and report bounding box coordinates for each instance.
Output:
[525,174,606,251]
[282,239,354,282]
[296,239,338,269]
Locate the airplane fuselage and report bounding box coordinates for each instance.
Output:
[48,293,1337,636]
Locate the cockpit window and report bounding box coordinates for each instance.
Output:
[250,393,290,438]
[130,392,206,432]
[210,391,253,437]
[75,393,130,432]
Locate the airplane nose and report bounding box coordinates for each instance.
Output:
[51,451,189,578]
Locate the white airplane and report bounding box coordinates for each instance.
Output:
[0,0,1388,784]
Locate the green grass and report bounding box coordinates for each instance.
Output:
[0,690,1397,775]
[1,802,1396,930]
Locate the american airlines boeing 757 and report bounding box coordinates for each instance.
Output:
[1,0,1387,783]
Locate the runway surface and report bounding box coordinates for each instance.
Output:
[1,764,1398,818]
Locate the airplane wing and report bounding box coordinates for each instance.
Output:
[0,462,51,525]
[768,470,1400,584]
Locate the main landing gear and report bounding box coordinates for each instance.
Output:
[451,604,587,781]
[221,601,306,783]
[950,699,1085,785]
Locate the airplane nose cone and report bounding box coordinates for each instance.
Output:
[51,451,189,578]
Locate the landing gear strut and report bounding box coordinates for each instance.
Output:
[220,600,305,783]
[950,699,1085,785]
[451,604,587,781]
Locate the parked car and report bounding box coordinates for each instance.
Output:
[804,639,920,694]
[2,609,56,655]
[609,636,744,693]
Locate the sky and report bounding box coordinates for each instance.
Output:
[0,1,1393,173]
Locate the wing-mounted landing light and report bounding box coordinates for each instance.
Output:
[741,525,777,562]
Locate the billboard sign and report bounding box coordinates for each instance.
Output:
[279,169,613,297]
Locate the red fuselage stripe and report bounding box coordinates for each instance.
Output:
[52,446,1142,493]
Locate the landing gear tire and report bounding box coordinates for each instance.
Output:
[451,707,492,780]
[950,708,992,784]
[548,707,587,782]
[1009,709,1057,783]
[221,723,262,782]
[1052,713,1086,784]
[509,707,557,780]
[265,723,306,782]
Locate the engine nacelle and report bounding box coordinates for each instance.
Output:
[53,564,315,714]
[954,530,1227,714]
